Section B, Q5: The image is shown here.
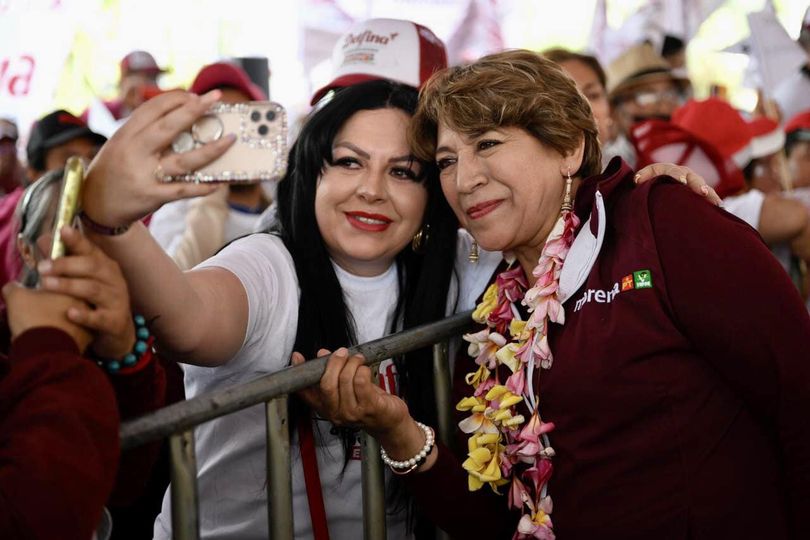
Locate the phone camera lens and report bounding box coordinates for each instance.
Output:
[250,111,261,122]
[265,110,276,122]
[258,124,269,136]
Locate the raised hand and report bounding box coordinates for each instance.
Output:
[82,90,236,231]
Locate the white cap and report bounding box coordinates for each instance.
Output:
[311,18,447,105]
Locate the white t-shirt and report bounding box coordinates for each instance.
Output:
[153,234,408,540]
[722,189,766,229]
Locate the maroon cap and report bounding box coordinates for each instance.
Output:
[120,50,168,77]
[190,62,267,101]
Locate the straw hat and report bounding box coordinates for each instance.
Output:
[606,43,690,100]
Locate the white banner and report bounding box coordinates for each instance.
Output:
[0,1,78,136]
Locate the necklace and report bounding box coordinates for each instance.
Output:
[457,207,579,539]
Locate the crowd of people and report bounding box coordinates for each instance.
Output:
[1,11,809,540]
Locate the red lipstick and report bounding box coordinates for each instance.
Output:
[466,199,503,220]
[345,211,393,232]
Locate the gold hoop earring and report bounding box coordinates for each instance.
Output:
[412,224,429,253]
[561,168,573,212]
[468,239,479,264]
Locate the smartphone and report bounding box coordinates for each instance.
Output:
[49,156,84,259]
[163,101,288,183]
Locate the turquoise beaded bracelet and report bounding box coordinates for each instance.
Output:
[96,314,154,374]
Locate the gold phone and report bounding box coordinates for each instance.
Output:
[49,156,84,259]
[164,101,288,183]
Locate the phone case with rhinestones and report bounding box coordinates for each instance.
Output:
[164,101,288,183]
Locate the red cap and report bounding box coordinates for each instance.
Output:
[120,50,168,77]
[311,18,447,105]
[672,98,753,169]
[630,119,745,199]
[190,62,267,101]
[747,116,784,158]
[784,110,810,136]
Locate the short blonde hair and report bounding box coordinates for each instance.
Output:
[410,49,601,178]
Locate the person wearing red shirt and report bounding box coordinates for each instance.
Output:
[0,280,119,540]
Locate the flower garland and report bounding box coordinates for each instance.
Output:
[457,208,579,540]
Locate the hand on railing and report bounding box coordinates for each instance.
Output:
[291,348,438,470]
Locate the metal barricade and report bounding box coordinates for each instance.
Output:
[120,310,473,540]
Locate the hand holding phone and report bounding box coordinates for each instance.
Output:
[50,156,84,259]
[162,101,288,183]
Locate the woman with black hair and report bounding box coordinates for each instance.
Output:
[42,81,463,539]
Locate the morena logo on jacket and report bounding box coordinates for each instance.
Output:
[573,269,653,312]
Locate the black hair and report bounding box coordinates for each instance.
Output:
[785,130,810,157]
[742,158,756,184]
[271,79,458,511]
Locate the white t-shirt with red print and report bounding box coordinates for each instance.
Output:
[153,233,408,540]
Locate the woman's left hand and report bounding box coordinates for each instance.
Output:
[38,226,136,359]
[634,163,723,206]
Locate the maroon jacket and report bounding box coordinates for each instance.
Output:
[406,159,810,539]
[0,328,120,540]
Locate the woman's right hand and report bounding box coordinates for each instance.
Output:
[292,348,437,469]
[82,90,236,230]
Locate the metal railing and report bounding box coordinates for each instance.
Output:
[120,310,474,540]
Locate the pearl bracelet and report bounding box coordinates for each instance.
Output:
[380,421,435,475]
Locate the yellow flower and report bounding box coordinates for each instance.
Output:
[509,318,527,339]
[457,396,497,434]
[464,364,491,388]
[484,385,524,410]
[472,283,499,323]
[495,343,521,372]
[462,433,509,493]
[456,396,486,412]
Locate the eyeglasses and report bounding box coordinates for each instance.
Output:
[18,171,61,236]
[623,88,684,108]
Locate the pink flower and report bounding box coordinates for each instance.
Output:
[509,476,530,510]
[506,369,526,396]
[474,377,496,397]
[513,411,555,458]
[519,412,555,445]
[497,266,529,302]
[464,329,506,370]
[488,299,516,335]
[525,460,553,494]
